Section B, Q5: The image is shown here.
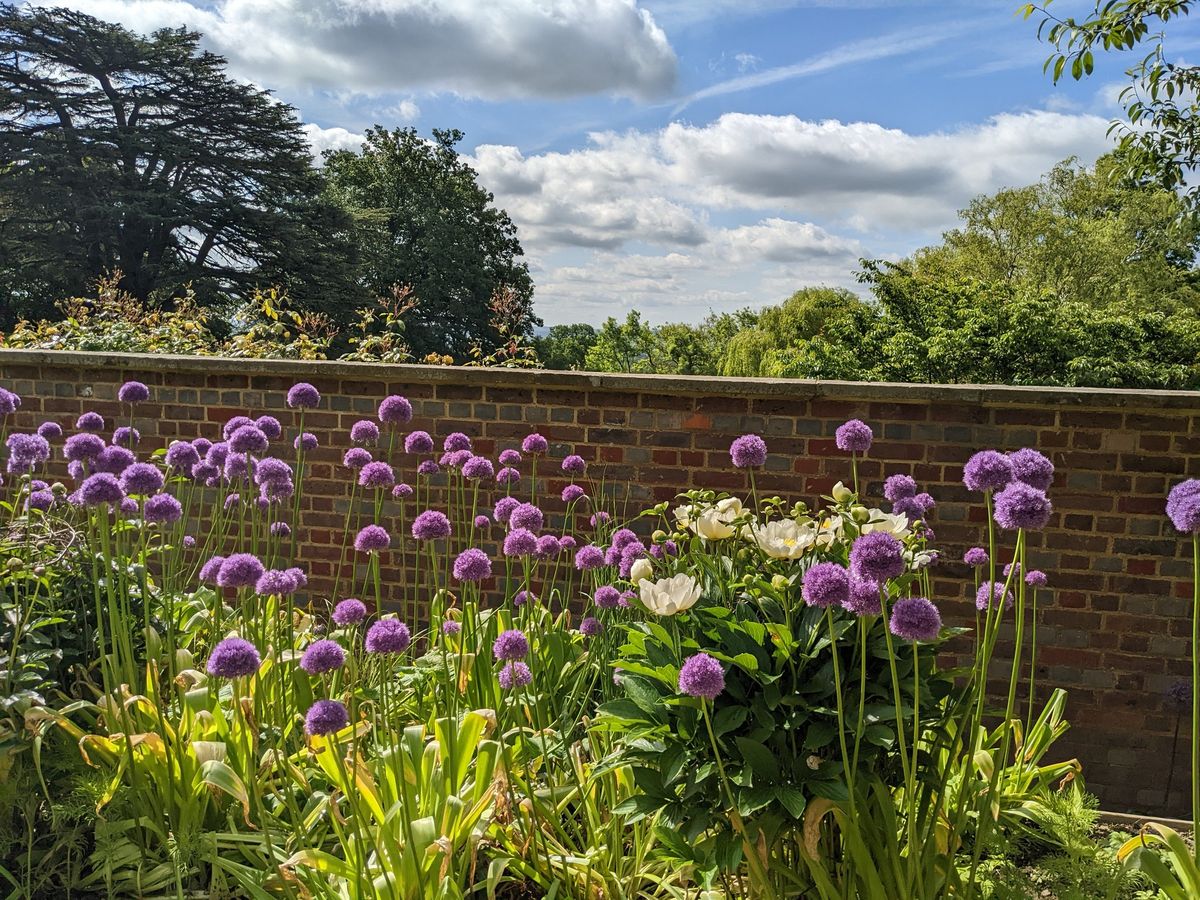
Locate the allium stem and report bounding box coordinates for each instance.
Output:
[1192,531,1199,857]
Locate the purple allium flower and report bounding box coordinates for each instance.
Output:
[256,568,299,596]
[1009,448,1054,491]
[678,653,725,700]
[76,412,105,433]
[889,597,942,642]
[440,449,470,468]
[1171,496,1200,533]
[358,461,395,489]
[355,524,391,553]
[453,548,493,582]
[730,434,768,468]
[559,535,578,550]
[993,482,1052,531]
[575,544,605,570]
[378,395,413,425]
[496,466,520,486]
[976,581,1014,612]
[205,443,229,467]
[509,502,544,532]
[562,484,586,503]
[963,450,1012,493]
[223,452,250,481]
[166,441,201,473]
[498,661,533,690]
[365,619,411,654]
[144,492,182,523]
[1003,562,1022,579]
[802,562,850,608]
[442,620,462,636]
[67,461,85,481]
[300,639,346,674]
[412,510,451,541]
[25,490,54,512]
[199,555,225,584]
[444,432,472,452]
[1025,570,1048,588]
[417,459,440,476]
[883,474,917,502]
[493,628,529,661]
[535,534,561,558]
[262,479,295,502]
[254,415,282,440]
[255,496,270,512]
[287,567,307,590]
[223,416,254,440]
[503,528,539,557]
[183,535,196,548]
[618,542,647,578]
[590,511,611,527]
[305,699,348,736]
[191,437,212,455]
[120,462,164,496]
[1168,481,1200,533]
[117,381,150,404]
[392,483,414,499]
[0,388,19,415]
[119,497,138,516]
[462,456,494,480]
[113,426,140,448]
[218,553,265,589]
[7,433,50,467]
[494,496,520,525]
[562,454,586,475]
[269,521,291,538]
[835,419,873,453]
[610,528,638,550]
[64,433,105,462]
[963,547,989,567]
[287,382,321,409]
[473,514,491,529]
[498,448,522,466]
[343,448,372,469]
[253,457,292,485]
[914,492,935,513]
[594,585,621,609]
[295,432,318,452]
[332,598,367,627]
[206,637,260,679]
[405,431,435,454]
[892,497,926,520]
[37,421,62,441]
[521,433,548,455]
[79,473,124,506]
[850,531,904,582]
[351,420,380,445]
[580,617,602,637]
[223,493,240,511]
[513,589,535,607]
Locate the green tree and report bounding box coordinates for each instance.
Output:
[322,126,536,360]
[0,4,359,325]
[534,323,598,370]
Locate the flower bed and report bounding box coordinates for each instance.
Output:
[0,379,1196,898]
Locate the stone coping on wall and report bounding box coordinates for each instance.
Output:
[3,348,1199,410]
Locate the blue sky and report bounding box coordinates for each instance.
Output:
[51,0,1200,325]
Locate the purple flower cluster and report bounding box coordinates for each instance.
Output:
[412,510,451,541]
[730,434,767,468]
[1009,448,1054,491]
[300,639,346,674]
[405,431,434,454]
[355,525,391,553]
[378,395,413,425]
[79,473,125,506]
[499,661,532,690]
[218,553,265,589]
[963,451,1012,493]
[462,456,494,480]
[678,653,725,700]
[351,420,380,445]
[1167,480,1200,534]
[993,482,1052,531]
[120,462,164,496]
[305,699,348,736]
[493,629,529,661]
[453,548,493,582]
[963,547,989,567]
[843,579,882,616]
[562,454,586,475]
[802,562,850,608]
[359,461,395,489]
[976,581,1014,612]
[562,484,585,503]
[332,598,367,626]
[287,382,321,409]
[206,637,261,679]
[889,597,942,642]
[521,433,548,455]
[365,619,411,654]
[835,419,873,453]
[850,531,904,582]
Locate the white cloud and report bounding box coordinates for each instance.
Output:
[301,124,367,157]
[56,0,678,100]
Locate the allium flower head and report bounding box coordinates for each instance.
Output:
[562,454,586,475]
[594,585,621,609]
[144,492,182,523]
[993,482,1052,531]
[269,521,291,537]
[0,388,19,415]
[120,462,164,496]
[474,514,491,529]
[618,542,648,578]
[580,617,602,637]
[963,547,989,567]
[462,456,494,480]
[889,597,942,642]
[509,502,544,532]
[535,534,561,558]
[37,421,62,440]
[562,484,585,503]
[7,433,51,469]
[884,474,918,502]
[206,637,260,679]
[405,431,434,454]
[343,447,372,469]
[288,567,307,590]
[351,420,380,445]
[223,416,254,440]
[218,553,265,589]
[412,510,451,541]
[498,661,533,690]
[499,448,522,466]
[417,459,440,476]
[453,548,492,582]
[365,619,411,654]
[64,433,105,462]
[287,382,321,409]
[730,434,768,468]
[199,556,225,584]
[976,581,1014,611]
[493,628,529,661]
[119,497,138,516]
[300,639,346,674]
[183,534,196,548]
[118,381,150,404]
[850,531,905,582]
[444,432,472,452]
[835,419,873,453]
[496,466,520,485]
[494,496,520,524]
[205,443,229,467]
[1025,570,1048,588]
[254,457,292,485]
[440,449,471,468]
[76,412,105,433]
[358,461,395,489]
[559,535,577,550]
[678,653,725,700]
[1167,480,1200,533]
[255,415,282,439]
[393,483,414,499]
[442,620,462,635]
[521,433,548,455]
[575,544,605,570]
[1009,448,1054,491]
[332,598,367,626]
[256,568,298,596]
[355,524,391,553]
[295,432,318,451]
[590,511,611,526]
[113,426,140,448]
[223,452,250,481]
[378,395,413,425]
[963,450,1012,493]
[513,589,535,607]
[802,562,850,608]
[79,472,125,506]
[26,490,54,512]
[305,699,348,736]
[166,442,201,473]
[504,528,538,557]
[843,579,882,616]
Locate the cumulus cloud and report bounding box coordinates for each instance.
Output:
[56,0,678,100]
[301,124,367,158]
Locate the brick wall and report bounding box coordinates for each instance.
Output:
[0,348,1197,816]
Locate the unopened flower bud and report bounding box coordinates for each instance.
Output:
[831,481,853,503]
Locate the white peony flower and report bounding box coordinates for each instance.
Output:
[861,509,911,538]
[629,557,654,585]
[639,573,702,616]
[693,496,744,540]
[752,519,816,560]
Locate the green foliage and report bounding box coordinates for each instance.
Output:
[584,309,757,375]
[534,323,599,370]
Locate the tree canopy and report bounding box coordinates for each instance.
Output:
[0,4,359,325]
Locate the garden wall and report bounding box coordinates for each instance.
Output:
[0,348,1196,817]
